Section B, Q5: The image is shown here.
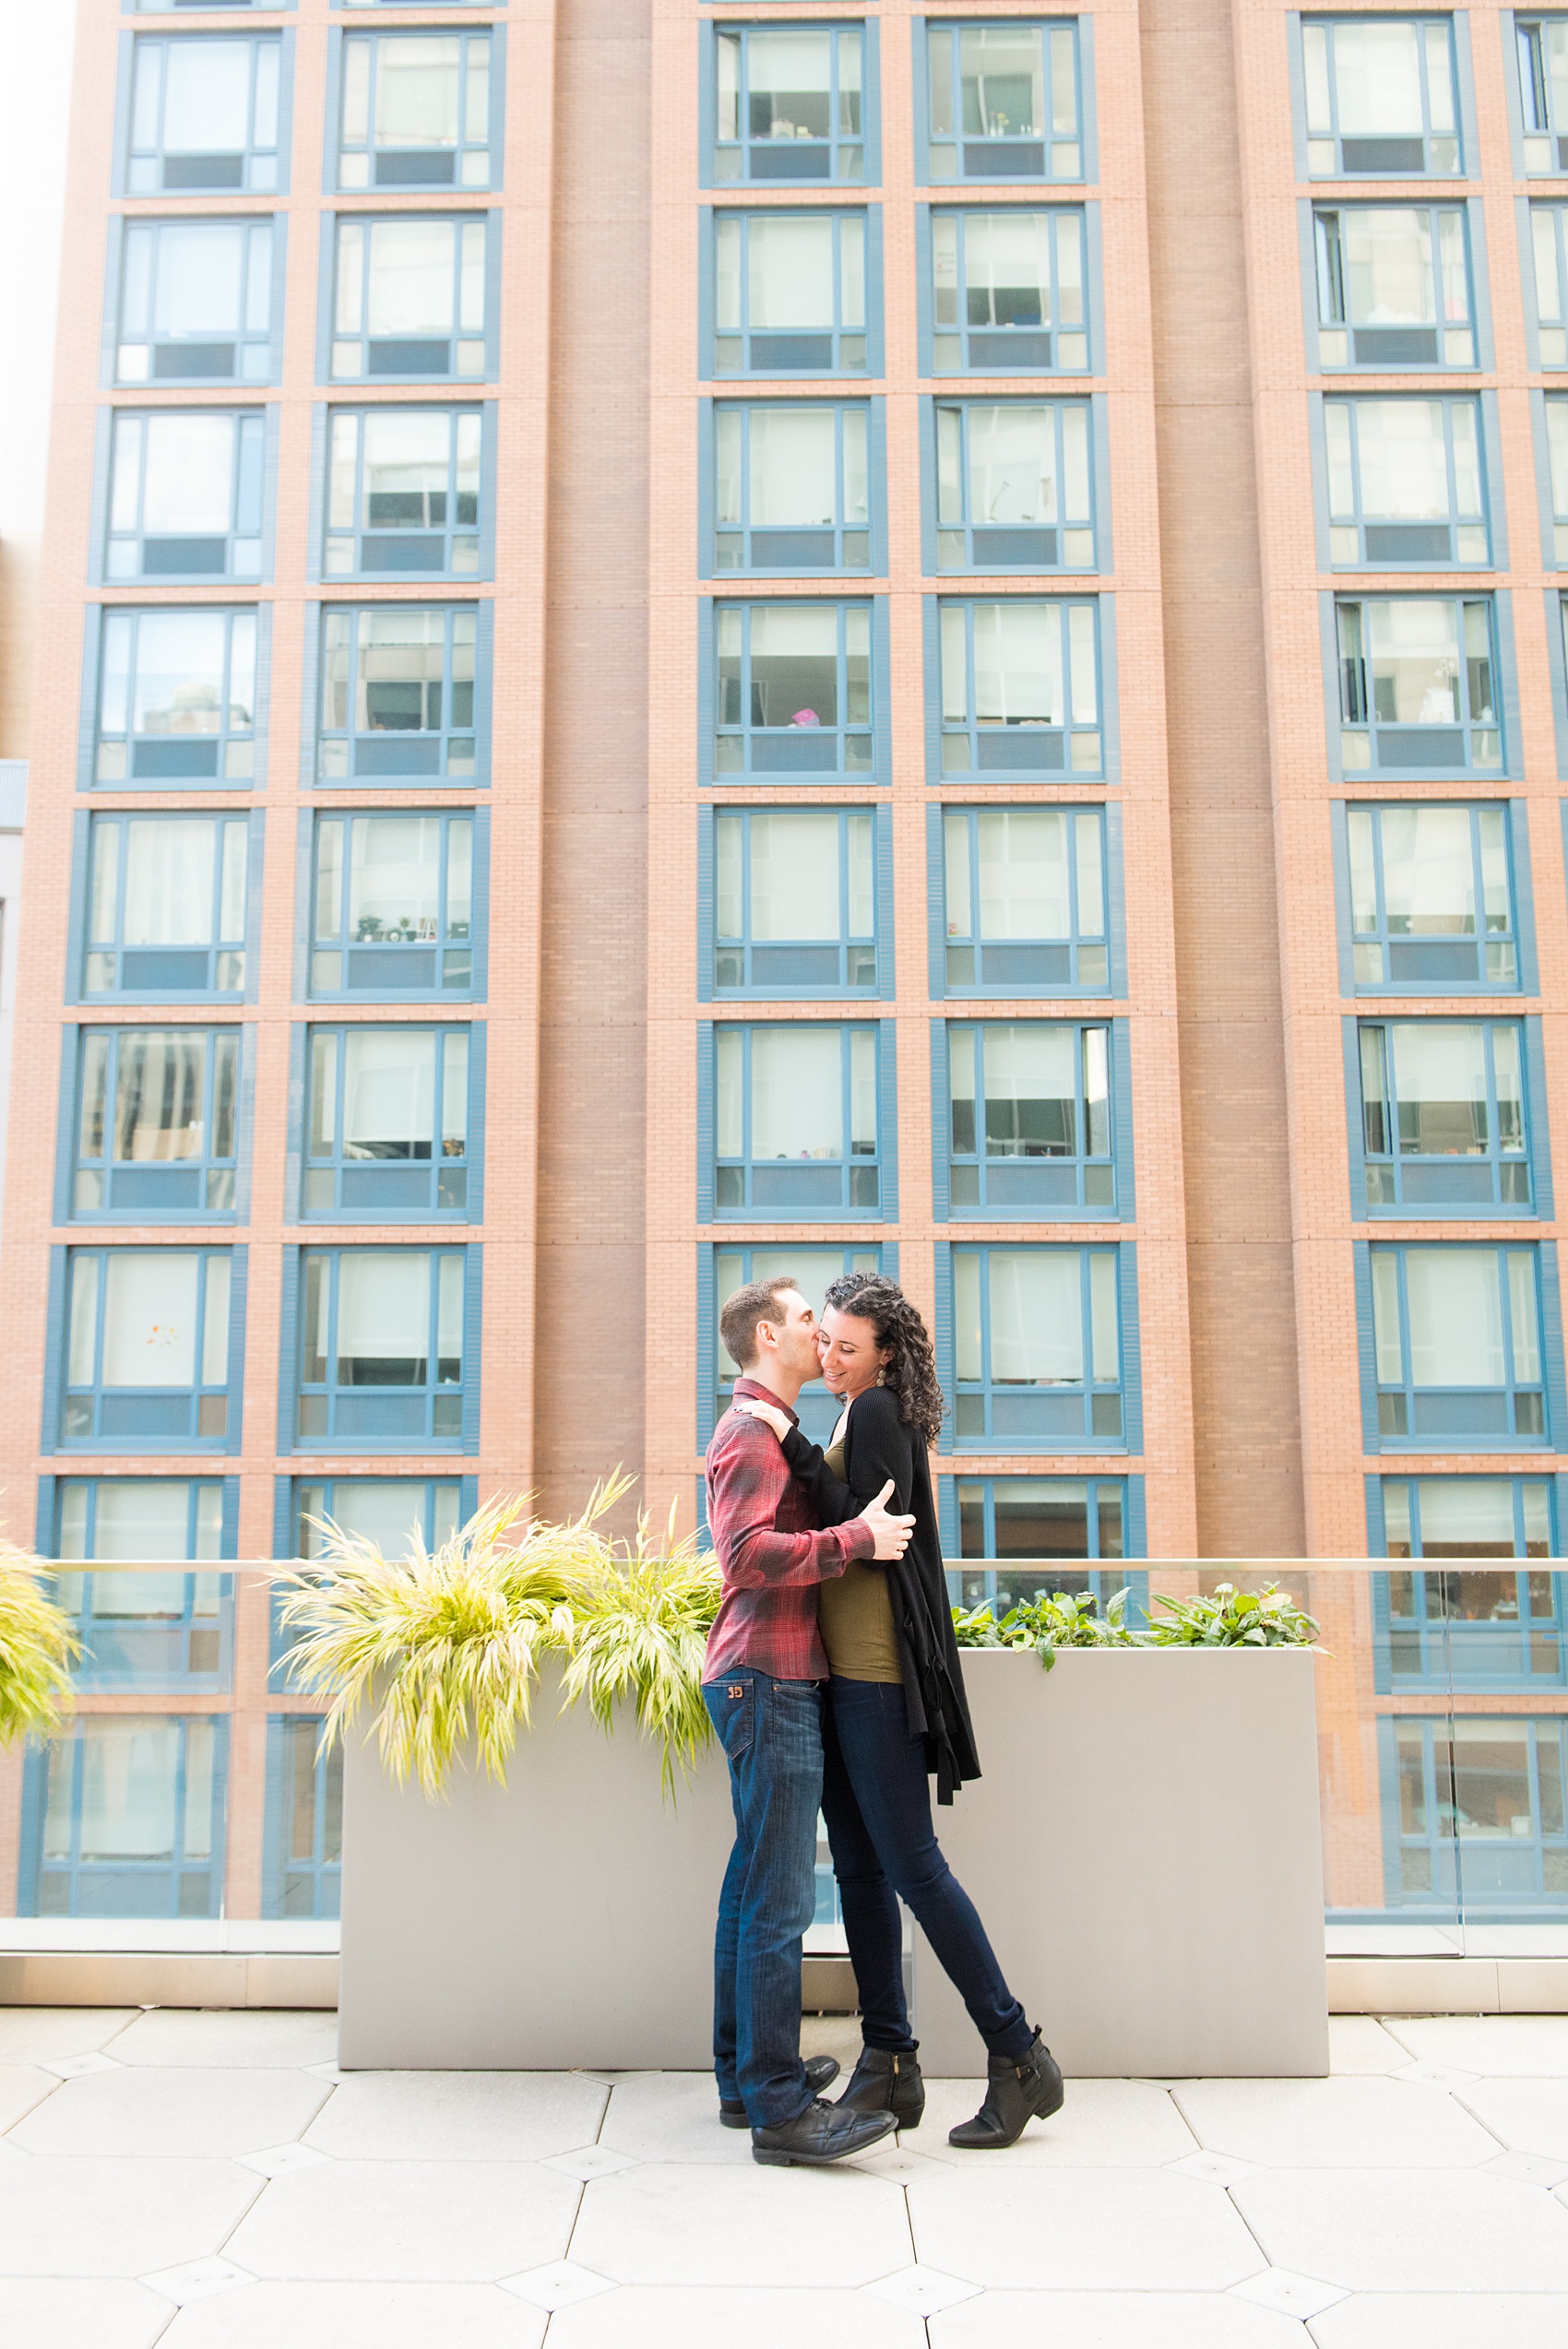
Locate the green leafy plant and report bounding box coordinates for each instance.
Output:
[1146,1582,1325,1651]
[952,1585,1144,1670]
[560,1505,723,1797]
[0,1538,79,1745]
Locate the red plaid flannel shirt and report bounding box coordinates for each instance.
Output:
[703,1377,875,1683]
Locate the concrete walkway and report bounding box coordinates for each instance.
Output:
[2,2008,1568,2345]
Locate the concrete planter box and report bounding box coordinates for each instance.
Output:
[339,1647,1328,2076]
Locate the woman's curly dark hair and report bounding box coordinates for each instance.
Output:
[822,1273,946,1447]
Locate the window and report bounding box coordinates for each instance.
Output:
[1355,1019,1533,1211]
[937,598,1102,777]
[929,209,1087,374]
[308,811,476,997]
[925,20,1082,183]
[950,1243,1126,1447]
[714,26,867,184]
[1516,18,1568,174]
[303,1025,472,1216]
[713,603,873,775]
[1300,18,1461,176]
[711,1243,883,1440]
[330,214,490,382]
[94,609,258,784]
[325,409,483,575]
[1335,596,1502,774]
[105,410,267,582]
[712,210,873,374]
[939,805,1109,991]
[1368,1242,1548,1443]
[50,1477,231,1691]
[19,1715,227,1920]
[1531,205,1568,366]
[1343,802,1517,990]
[294,1246,471,1446]
[125,33,283,192]
[115,216,276,384]
[1544,399,1568,565]
[943,1476,1136,1615]
[1383,1476,1554,1560]
[83,813,251,1001]
[263,1717,342,1919]
[60,1247,237,1449]
[712,1022,885,1216]
[288,1476,464,1559]
[942,1021,1115,1215]
[338,29,495,189]
[134,1,287,10]
[1375,1482,1563,1689]
[1313,205,1476,370]
[70,1026,243,1220]
[1322,397,1488,569]
[932,398,1094,573]
[713,404,873,573]
[1384,1717,1568,1910]
[317,606,481,779]
[713,809,878,992]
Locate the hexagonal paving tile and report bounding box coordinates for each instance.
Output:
[303,2070,607,2164]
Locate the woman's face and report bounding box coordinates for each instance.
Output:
[818,1306,890,1400]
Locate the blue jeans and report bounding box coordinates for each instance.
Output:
[821,1676,1032,2063]
[705,1669,824,2128]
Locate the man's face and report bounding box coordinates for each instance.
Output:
[759,1288,822,1382]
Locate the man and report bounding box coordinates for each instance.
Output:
[703,1273,916,2168]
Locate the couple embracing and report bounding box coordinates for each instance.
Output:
[701,1269,1063,2167]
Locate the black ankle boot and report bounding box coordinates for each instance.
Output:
[836,2042,925,2130]
[719,2053,838,2129]
[947,2028,1063,2150]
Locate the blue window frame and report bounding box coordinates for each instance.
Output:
[1351,1016,1541,1214]
[1335,596,1503,777]
[1531,204,1568,368]
[66,1025,246,1221]
[113,215,279,385]
[712,600,874,772]
[1313,204,1479,372]
[936,597,1104,778]
[710,1020,890,1219]
[336,26,499,190]
[1377,1473,1556,1562]
[927,208,1089,374]
[1380,1714,1568,1912]
[307,809,478,999]
[1372,1481,1564,1689]
[123,31,285,193]
[18,1714,228,1920]
[262,1716,342,1918]
[293,1244,474,1448]
[1321,396,1491,570]
[931,397,1096,574]
[316,605,482,780]
[1365,1240,1551,1446]
[82,813,253,1002]
[708,1243,885,1441]
[921,19,1085,184]
[947,1241,1129,1450]
[93,608,259,784]
[284,1474,467,1560]
[939,1476,1145,1617]
[709,208,877,376]
[937,1019,1122,1217]
[51,1475,232,1562]
[1541,398,1568,569]
[711,404,878,576]
[1299,18,1462,177]
[1340,801,1520,991]
[710,24,872,185]
[48,1475,233,1692]
[936,802,1111,993]
[329,213,493,383]
[103,410,268,585]
[1516,18,1568,173]
[303,1023,475,1218]
[712,808,880,994]
[324,409,487,578]
[59,1246,241,1451]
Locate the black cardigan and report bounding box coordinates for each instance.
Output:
[782,1382,981,1804]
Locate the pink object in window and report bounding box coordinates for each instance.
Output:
[790,708,820,727]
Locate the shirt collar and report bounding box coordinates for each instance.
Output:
[733,1375,800,1428]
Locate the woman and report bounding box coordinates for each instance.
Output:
[737,1272,1063,2152]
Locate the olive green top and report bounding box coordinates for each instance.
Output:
[816,1423,902,1682]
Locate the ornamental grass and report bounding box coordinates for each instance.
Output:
[0,1537,78,1746]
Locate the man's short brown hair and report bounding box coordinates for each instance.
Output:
[720,1275,800,1373]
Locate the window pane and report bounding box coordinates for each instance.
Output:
[67,1258,100,1387]
[749,812,840,940]
[750,1027,843,1159]
[748,605,838,728]
[1389,1023,1487,1155]
[748,217,834,328]
[318,1481,433,1555]
[366,219,456,337]
[1366,601,1459,724]
[967,405,1055,526]
[955,1250,982,1382]
[77,1719,180,1861]
[114,1033,208,1164]
[1404,1250,1504,1387]
[749,410,837,525]
[979,810,1070,937]
[91,1481,197,1562]
[1332,23,1424,135]
[1509,1251,1541,1384]
[983,1026,1075,1157]
[1447,1718,1530,1838]
[944,813,971,931]
[377,36,460,148]
[140,415,236,533]
[336,1252,430,1383]
[183,1718,214,1861]
[1372,1249,1403,1383]
[103,1253,198,1387]
[1415,1478,1520,1558]
[963,214,1050,328]
[131,613,229,737]
[123,821,216,947]
[349,817,442,935]
[1380,806,1475,934]
[156,222,246,336]
[990,1252,1082,1382]
[343,1030,435,1158]
[1342,211,1436,329]
[201,1256,230,1385]
[972,605,1060,725]
[1352,401,1450,519]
